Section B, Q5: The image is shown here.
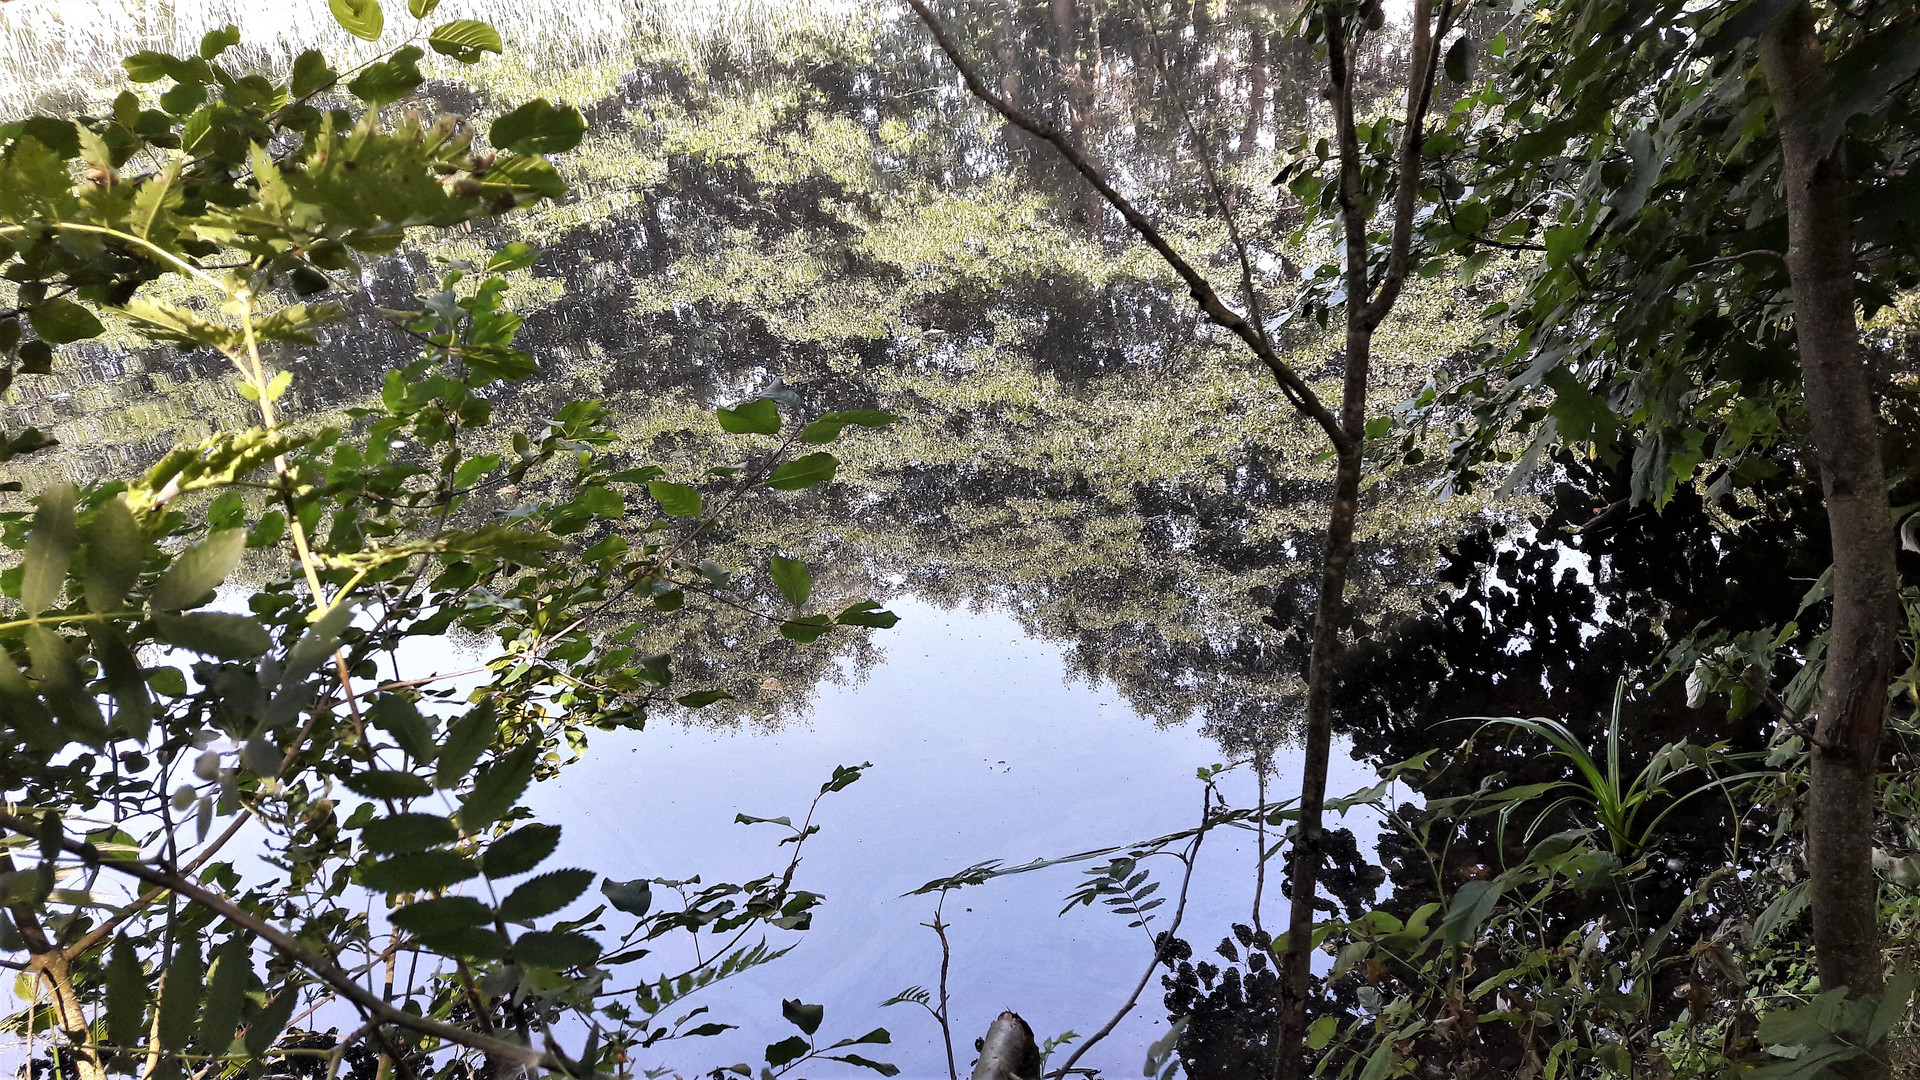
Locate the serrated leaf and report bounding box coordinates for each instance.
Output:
[717,398,780,435]
[151,612,270,660]
[360,813,458,854]
[769,556,811,607]
[765,452,838,490]
[149,528,244,611]
[500,868,595,922]
[648,480,702,517]
[489,98,586,155]
[329,0,384,40]
[513,929,601,969]
[436,705,498,789]
[244,985,299,1058]
[484,823,561,878]
[105,938,147,1053]
[155,939,202,1051]
[21,483,76,616]
[198,939,248,1054]
[601,877,652,916]
[391,895,491,935]
[343,770,435,800]
[83,497,147,612]
[368,695,437,762]
[360,850,478,893]
[459,741,538,830]
[428,19,502,63]
[88,624,154,738]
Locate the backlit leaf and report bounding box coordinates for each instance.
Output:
[155,939,202,1051]
[105,938,147,1053]
[360,813,458,854]
[391,895,491,935]
[151,612,270,660]
[149,528,244,611]
[83,497,147,612]
[343,770,435,800]
[329,0,384,40]
[483,823,561,878]
[765,452,838,490]
[28,300,102,345]
[601,877,652,917]
[769,556,811,608]
[360,851,479,893]
[717,398,781,435]
[21,483,76,616]
[489,98,586,155]
[459,741,538,830]
[428,20,503,63]
[499,868,595,922]
[513,929,601,969]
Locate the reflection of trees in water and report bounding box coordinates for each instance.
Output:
[6,4,1509,749]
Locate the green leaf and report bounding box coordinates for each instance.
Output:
[155,939,202,1052]
[779,616,833,643]
[489,98,587,155]
[459,741,538,830]
[290,49,338,98]
[1444,36,1475,84]
[348,46,424,105]
[391,895,491,936]
[84,497,147,613]
[483,823,561,878]
[513,929,601,969]
[1543,224,1587,268]
[199,24,240,60]
[1358,1039,1394,1080]
[408,0,441,15]
[368,695,437,762]
[198,939,248,1054]
[88,624,154,738]
[329,0,385,40]
[343,770,435,800]
[648,480,702,517]
[717,398,781,435]
[486,243,540,272]
[766,1035,811,1067]
[360,851,478,893]
[28,300,101,345]
[835,601,899,629]
[765,452,838,490]
[601,877,652,916]
[428,20,503,63]
[676,690,734,708]
[799,410,895,445]
[149,528,244,611]
[105,938,147,1053]
[1307,1015,1339,1051]
[783,999,824,1036]
[458,345,537,383]
[436,705,498,789]
[499,868,595,922]
[1442,880,1501,950]
[151,612,271,660]
[244,985,300,1058]
[360,813,458,854]
[770,556,811,608]
[21,482,76,616]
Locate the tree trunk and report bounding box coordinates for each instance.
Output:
[1242,32,1269,155]
[1760,3,1896,1066]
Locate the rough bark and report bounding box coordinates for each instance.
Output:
[1760,0,1896,1064]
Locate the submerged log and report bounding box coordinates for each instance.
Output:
[971,1011,1040,1080]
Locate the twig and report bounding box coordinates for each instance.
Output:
[0,812,554,1072]
[1049,783,1213,1079]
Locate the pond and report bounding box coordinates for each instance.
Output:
[0,1,1599,1076]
